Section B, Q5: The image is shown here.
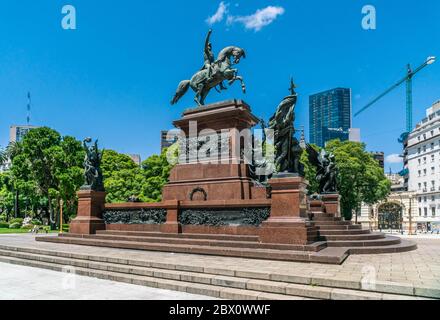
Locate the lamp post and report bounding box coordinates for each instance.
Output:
[59,199,64,234]
[408,195,413,236]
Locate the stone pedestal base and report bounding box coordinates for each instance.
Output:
[70,190,106,235]
[159,201,182,234]
[260,177,318,245]
[322,193,341,218]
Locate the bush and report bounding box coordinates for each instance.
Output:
[9,222,21,229]
[9,218,24,226]
[31,220,42,226]
[0,222,9,228]
[21,225,34,230]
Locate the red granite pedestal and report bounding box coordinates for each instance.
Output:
[69,190,106,235]
[322,193,341,218]
[259,176,318,245]
[162,100,266,202]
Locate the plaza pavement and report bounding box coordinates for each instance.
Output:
[0,260,212,300]
[0,233,439,299]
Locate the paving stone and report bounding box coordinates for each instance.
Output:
[219,288,260,300]
[373,281,415,296]
[270,273,311,285]
[246,279,288,294]
[186,283,221,298]
[180,272,212,285]
[286,283,332,299]
[414,286,440,299]
[330,288,383,300]
[211,275,248,289]
[204,267,235,277]
[235,270,271,280]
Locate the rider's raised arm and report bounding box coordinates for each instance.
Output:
[204,29,212,52]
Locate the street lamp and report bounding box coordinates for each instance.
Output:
[427,56,436,65]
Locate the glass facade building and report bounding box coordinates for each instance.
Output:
[309,88,352,147]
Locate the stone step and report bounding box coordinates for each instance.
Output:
[327,236,402,248]
[312,220,352,226]
[0,243,431,298]
[348,239,418,254]
[309,212,335,217]
[0,248,422,300]
[321,233,386,241]
[0,254,309,300]
[315,224,363,230]
[97,230,260,242]
[36,236,344,264]
[319,229,371,235]
[312,217,344,221]
[61,233,326,252]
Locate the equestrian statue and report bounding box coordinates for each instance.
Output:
[171,29,246,106]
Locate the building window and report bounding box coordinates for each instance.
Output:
[418,197,422,203]
[418,148,421,154]
[424,208,428,217]
[433,208,437,217]
[419,208,422,216]
[418,170,422,177]
[423,157,427,164]
[432,167,436,174]
[424,169,427,176]
[418,136,421,141]
[424,196,427,202]
[418,183,422,190]
[424,134,427,140]
[423,146,427,152]
[431,130,435,137]
[432,154,435,162]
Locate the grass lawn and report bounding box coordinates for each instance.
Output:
[0,228,58,234]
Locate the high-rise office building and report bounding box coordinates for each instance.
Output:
[309,88,352,147]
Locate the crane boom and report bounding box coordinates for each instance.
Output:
[354,56,436,132]
[354,75,407,117]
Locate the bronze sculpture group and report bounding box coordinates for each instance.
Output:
[81,138,104,192]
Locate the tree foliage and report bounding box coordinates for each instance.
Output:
[0,127,84,224]
[301,140,391,220]
[102,146,177,203]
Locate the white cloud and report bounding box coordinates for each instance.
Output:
[206,2,229,25]
[385,154,403,164]
[227,6,285,32]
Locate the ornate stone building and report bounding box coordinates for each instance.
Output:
[359,174,418,234]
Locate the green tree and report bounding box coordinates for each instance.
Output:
[300,144,320,194]
[325,140,391,220]
[102,146,178,204]
[10,127,84,226]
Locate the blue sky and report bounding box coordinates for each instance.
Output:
[0,0,439,172]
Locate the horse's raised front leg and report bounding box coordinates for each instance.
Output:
[229,75,246,93]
